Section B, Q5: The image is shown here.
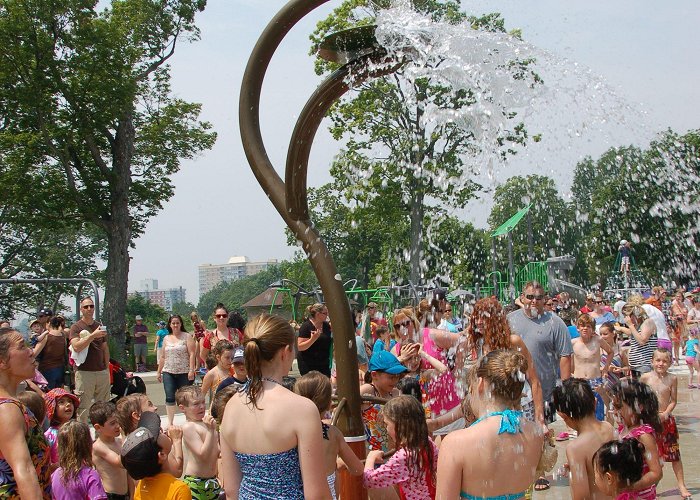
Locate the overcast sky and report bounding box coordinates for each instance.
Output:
[126,0,700,304]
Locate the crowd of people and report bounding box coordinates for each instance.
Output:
[0,282,698,499]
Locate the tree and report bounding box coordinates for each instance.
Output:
[0,0,216,358]
[488,174,575,276]
[574,130,700,285]
[170,301,197,318]
[310,1,538,283]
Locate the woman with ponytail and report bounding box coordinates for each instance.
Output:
[219,314,330,500]
[436,350,544,500]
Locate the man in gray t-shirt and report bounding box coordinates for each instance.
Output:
[508,281,573,422]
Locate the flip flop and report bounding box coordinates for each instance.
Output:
[534,477,550,491]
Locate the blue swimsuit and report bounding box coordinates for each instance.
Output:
[459,410,527,500]
[234,447,304,499]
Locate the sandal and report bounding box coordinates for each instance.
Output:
[534,477,550,491]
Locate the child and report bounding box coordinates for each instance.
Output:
[360,351,407,452]
[683,329,699,387]
[640,348,691,499]
[294,371,363,499]
[17,389,47,430]
[619,239,632,275]
[610,380,663,499]
[200,340,234,402]
[115,393,158,435]
[50,420,107,499]
[598,322,629,424]
[120,411,192,499]
[372,325,396,354]
[176,386,222,500]
[552,378,615,499]
[593,439,646,500]
[155,321,168,366]
[44,388,79,465]
[214,347,247,394]
[363,395,438,499]
[89,401,129,500]
[571,314,613,421]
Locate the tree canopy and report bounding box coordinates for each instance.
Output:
[0,0,216,355]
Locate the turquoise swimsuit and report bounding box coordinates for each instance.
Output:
[459,410,526,500]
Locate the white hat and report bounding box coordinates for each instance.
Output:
[614,293,623,299]
[135,315,143,320]
[620,239,628,245]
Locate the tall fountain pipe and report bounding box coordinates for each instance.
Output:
[240,1,399,497]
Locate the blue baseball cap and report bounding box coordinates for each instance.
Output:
[369,350,408,375]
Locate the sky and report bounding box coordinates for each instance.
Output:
[126,0,700,304]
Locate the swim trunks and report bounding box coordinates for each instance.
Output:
[656,415,681,462]
[182,475,222,500]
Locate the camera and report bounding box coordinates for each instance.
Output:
[99,325,107,331]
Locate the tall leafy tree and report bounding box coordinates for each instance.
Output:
[310,1,537,283]
[488,174,575,276]
[0,0,216,355]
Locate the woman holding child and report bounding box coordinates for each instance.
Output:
[0,327,51,499]
[220,314,330,499]
[617,295,657,378]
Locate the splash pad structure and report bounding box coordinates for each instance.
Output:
[239,1,403,497]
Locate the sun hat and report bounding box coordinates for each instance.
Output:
[43,388,80,423]
[135,315,143,320]
[369,351,408,375]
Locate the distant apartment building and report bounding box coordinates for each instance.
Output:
[131,280,186,311]
[198,256,278,296]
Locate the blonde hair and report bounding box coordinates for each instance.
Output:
[392,307,420,343]
[57,420,93,483]
[305,303,326,320]
[243,314,295,409]
[470,350,528,406]
[622,294,648,321]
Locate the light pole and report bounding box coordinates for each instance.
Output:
[239,1,401,497]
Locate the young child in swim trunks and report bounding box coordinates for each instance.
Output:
[640,348,691,499]
[552,378,614,499]
[572,314,613,420]
[177,386,222,500]
[90,401,129,500]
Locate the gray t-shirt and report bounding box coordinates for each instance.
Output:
[507,309,573,401]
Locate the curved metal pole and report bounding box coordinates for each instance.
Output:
[239,0,365,455]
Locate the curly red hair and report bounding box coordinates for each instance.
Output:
[466,297,512,351]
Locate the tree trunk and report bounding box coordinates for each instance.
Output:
[102,112,135,365]
[409,190,425,285]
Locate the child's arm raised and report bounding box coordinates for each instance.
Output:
[165,425,184,478]
[183,416,219,462]
[332,426,363,476]
[634,433,663,490]
[418,345,448,373]
[92,441,123,468]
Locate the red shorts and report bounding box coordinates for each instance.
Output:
[657,415,681,462]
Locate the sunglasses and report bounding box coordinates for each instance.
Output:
[394,321,411,329]
[215,314,228,319]
[82,305,95,309]
[525,294,545,301]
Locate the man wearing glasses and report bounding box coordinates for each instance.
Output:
[69,297,110,422]
[508,281,572,491]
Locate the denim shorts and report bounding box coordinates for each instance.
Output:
[162,372,193,405]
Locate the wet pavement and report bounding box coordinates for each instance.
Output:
[540,363,700,499]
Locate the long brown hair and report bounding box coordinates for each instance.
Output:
[382,395,436,487]
[57,420,93,483]
[466,297,512,352]
[294,371,332,414]
[243,314,295,409]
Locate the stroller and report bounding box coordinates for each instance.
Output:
[109,358,146,403]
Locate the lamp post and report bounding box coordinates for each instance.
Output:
[239,1,401,497]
